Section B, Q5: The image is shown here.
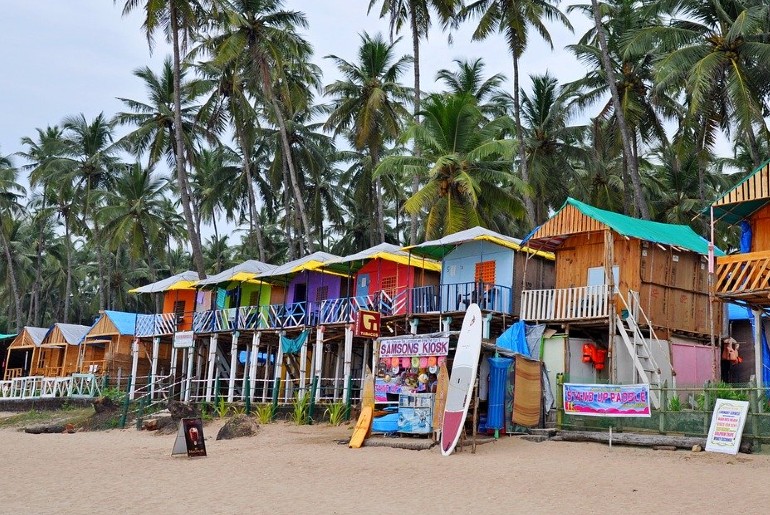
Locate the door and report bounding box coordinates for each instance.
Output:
[294,283,307,303]
[357,274,370,297]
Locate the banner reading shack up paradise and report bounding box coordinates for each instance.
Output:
[563,383,651,417]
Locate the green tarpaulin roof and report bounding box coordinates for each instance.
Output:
[528,198,723,256]
[0,333,16,340]
[709,158,770,225]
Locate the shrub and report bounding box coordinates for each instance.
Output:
[289,391,310,425]
[324,402,347,426]
[254,403,275,424]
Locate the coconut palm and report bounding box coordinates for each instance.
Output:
[460,0,572,229]
[118,0,209,277]
[324,32,413,244]
[201,0,317,254]
[436,57,507,115]
[367,0,460,244]
[0,152,25,331]
[376,93,523,239]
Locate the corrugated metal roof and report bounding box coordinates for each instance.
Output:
[406,226,554,261]
[43,323,91,346]
[104,310,137,335]
[129,271,199,294]
[526,198,723,256]
[320,243,442,275]
[256,251,342,281]
[196,260,276,286]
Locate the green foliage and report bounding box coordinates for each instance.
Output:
[324,401,347,426]
[199,402,214,422]
[215,397,229,419]
[230,404,247,416]
[668,395,681,412]
[289,391,310,425]
[254,403,275,424]
[101,387,126,405]
[694,382,749,411]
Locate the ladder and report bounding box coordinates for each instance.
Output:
[615,291,666,409]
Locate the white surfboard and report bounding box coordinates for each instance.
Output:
[441,304,483,456]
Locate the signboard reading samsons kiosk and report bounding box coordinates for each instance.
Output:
[563,383,651,417]
[379,336,450,358]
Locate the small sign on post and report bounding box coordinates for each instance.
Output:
[705,399,749,455]
[173,331,194,349]
[355,310,380,338]
[171,418,207,457]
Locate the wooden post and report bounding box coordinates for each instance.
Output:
[205,334,217,402]
[313,327,324,401]
[262,344,271,402]
[659,380,668,434]
[227,331,239,402]
[605,230,616,383]
[753,309,763,390]
[150,336,160,399]
[703,381,711,435]
[556,373,564,430]
[299,331,309,394]
[472,377,479,454]
[129,338,139,400]
[248,331,260,402]
[333,342,343,401]
[749,379,762,451]
[342,326,353,403]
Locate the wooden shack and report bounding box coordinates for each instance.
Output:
[3,327,48,379]
[521,197,720,338]
[37,324,90,377]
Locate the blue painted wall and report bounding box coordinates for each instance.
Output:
[439,241,514,312]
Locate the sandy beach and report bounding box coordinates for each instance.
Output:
[0,420,767,515]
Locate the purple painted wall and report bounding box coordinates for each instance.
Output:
[286,271,342,306]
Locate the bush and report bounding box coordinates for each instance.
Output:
[324,402,347,426]
[254,403,275,424]
[289,391,310,425]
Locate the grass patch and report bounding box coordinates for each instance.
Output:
[0,408,93,429]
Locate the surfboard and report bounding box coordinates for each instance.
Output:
[431,364,449,441]
[441,304,483,456]
[349,367,374,448]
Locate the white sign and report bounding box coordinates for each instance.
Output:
[173,331,195,349]
[705,398,749,455]
[379,337,449,358]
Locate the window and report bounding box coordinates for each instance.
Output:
[381,276,397,297]
[315,286,329,303]
[475,261,496,286]
[173,301,186,322]
[249,291,261,307]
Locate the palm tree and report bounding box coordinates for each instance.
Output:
[201,0,317,254]
[625,0,770,203]
[435,57,506,114]
[324,32,412,244]
[376,93,523,239]
[118,0,209,277]
[0,152,25,331]
[461,0,572,229]
[367,0,459,245]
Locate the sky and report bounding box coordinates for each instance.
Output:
[0,1,596,162]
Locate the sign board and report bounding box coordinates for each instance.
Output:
[705,398,749,455]
[355,310,380,338]
[173,331,194,349]
[172,418,207,457]
[563,383,651,417]
[379,337,450,358]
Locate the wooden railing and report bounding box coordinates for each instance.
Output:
[3,368,23,380]
[715,250,770,298]
[520,285,610,321]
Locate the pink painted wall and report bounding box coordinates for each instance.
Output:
[671,342,719,387]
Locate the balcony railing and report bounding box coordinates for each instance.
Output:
[715,251,770,300]
[520,284,610,321]
[437,282,513,314]
[135,313,178,337]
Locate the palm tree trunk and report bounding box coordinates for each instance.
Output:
[0,217,22,331]
[513,53,537,227]
[64,214,72,323]
[33,194,46,326]
[370,142,386,244]
[235,124,266,261]
[409,3,421,246]
[171,7,207,278]
[269,95,315,256]
[590,0,649,219]
[282,157,297,261]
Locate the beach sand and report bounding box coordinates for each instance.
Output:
[1,420,767,514]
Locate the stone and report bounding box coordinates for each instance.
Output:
[167,401,199,421]
[692,445,703,452]
[92,396,118,414]
[216,414,259,441]
[142,419,159,431]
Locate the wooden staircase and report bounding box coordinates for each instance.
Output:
[615,291,667,409]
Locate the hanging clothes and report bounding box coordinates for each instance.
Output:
[281,329,310,355]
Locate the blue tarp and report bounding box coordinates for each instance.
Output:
[745,306,770,393]
[496,321,530,356]
[487,357,513,430]
[104,310,138,335]
[281,330,310,355]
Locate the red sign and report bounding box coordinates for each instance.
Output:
[355,310,380,338]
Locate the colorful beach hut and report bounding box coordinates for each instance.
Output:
[406,226,555,316]
[3,327,47,379]
[129,271,200,337]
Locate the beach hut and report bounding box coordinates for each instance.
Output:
[78,310,153,381]
[129,271,200,337]
[3,328,47,379]
[520,198,721,402]
[406,226,555,317]
[37,324,90,377]
[710,159,770,389]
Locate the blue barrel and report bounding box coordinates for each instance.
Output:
[486,357,513,430]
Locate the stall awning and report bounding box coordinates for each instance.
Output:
[709,160,770,225]
[196,260,276,287]
[129,271,199,294]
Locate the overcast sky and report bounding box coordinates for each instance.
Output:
[0,1,596,162]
